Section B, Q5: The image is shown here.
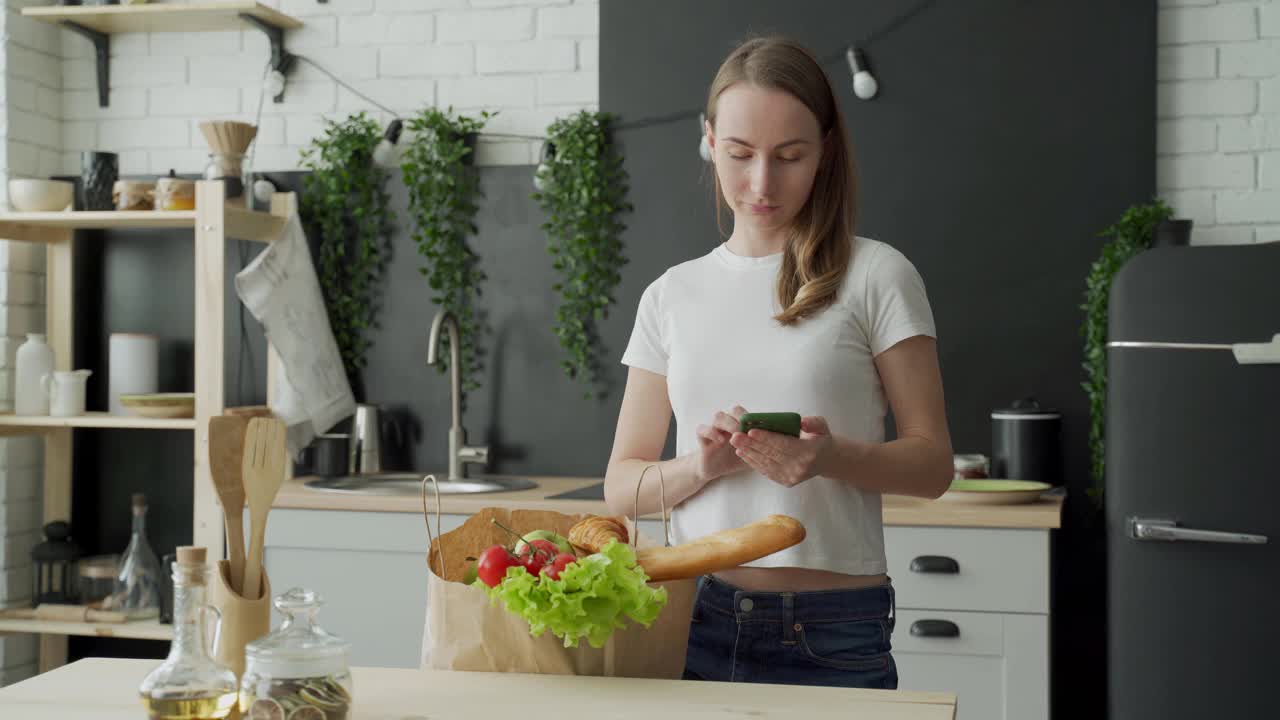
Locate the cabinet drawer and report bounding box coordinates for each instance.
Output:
[893,610,1003,657]
[893,611,1049,720]
[885,526,1049,613]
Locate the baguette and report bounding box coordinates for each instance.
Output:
[635,514,806,583]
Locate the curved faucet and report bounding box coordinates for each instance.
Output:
[427,309,489,481]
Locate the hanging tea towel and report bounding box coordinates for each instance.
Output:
[235,214,354,456]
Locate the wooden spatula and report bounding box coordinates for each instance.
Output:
[208,415,249,594]
[242,416,287,601]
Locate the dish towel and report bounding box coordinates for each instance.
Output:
[235,213,355,456]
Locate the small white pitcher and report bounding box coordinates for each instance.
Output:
[42,370,92,417]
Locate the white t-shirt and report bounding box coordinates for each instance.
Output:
[620,237,936,576]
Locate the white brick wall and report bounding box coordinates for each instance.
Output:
[1158,0,1280,244]
[30,0,598,176]
[2,0,52,688]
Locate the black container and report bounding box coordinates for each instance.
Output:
[990,397,1062,485]
[79,151,118,210]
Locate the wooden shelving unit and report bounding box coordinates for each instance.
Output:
[0,413,196,431]
[22,2,303,107]
[0,617,171,642]
[0,182,293,671]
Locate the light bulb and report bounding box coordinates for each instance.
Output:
[845,47,878,101]
[252,179,276,205]
[372,118,404,168]
[264,69,286,98]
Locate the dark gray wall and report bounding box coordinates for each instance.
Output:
[600,1,1155,718]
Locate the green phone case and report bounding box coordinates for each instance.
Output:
[739,412,802,437]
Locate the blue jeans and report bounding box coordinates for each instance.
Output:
[682,574,899,689]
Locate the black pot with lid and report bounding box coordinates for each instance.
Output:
[990,397,1062,485]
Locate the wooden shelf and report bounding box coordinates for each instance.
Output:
[0,617,171,642]
[0,206,284,244]
[21,1,300,35]
[0,413,195,431]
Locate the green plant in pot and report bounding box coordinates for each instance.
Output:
[533,110,632,399]
[300,112,394,393]
[400,107,492,398]
[1080,198,1173,504]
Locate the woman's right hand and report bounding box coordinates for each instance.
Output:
[694,405,749,484]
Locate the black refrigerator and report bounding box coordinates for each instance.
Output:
[1106,242,1278,719]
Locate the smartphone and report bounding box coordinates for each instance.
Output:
[739,412,802,438]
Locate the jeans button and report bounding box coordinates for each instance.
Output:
[739,597,754,612]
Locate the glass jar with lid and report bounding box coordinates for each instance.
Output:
[240,588,352,720]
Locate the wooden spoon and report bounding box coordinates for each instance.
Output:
[242,416,287,601]
[208,415,250,594]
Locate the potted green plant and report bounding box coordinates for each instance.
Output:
[1080,198,1172,504]
[399,107,492,398]
[300,112,394,396]
[533,110,632,399]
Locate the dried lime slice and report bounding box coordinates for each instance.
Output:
[249,698,285,720]
[287,706,326,720]
[299,686,343,711]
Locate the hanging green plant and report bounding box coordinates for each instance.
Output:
[400,107,493,395]
[533,110,632,399]
[300,112,394,387]
[1080,198,1172,504]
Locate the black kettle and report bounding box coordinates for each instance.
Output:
[990,397,1062,485]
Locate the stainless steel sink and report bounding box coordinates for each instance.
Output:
[303,472,537,496]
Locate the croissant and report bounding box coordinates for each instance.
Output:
[568,515,630,554]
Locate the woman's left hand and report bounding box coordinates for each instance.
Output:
[729,416,834,487]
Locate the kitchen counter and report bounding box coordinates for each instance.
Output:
[0,657,958,719]
[275,474,1063,529]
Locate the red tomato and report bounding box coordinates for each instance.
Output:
[518,539,559,575]
[540,553,577,581]
[476,544,519,587]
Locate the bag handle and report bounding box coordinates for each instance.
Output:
[420,474,445,576]
[633,463,671,549]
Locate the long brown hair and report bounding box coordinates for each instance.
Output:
[706,36,856,325]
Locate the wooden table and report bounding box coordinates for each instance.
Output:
[0,658,957,719]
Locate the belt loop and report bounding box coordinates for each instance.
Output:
[782,592,797,645]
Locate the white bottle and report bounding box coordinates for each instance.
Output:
[15,333,55,416]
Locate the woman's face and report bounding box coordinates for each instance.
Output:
[707,83,823,233]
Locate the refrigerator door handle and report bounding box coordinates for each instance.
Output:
[1128,517,1268,545]
[1107,333,1280,365]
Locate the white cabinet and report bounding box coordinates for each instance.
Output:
[263,508,667,669]
[885,526,1052,720]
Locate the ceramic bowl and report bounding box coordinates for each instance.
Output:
[8,179,74,212]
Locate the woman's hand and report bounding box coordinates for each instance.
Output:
[693,405,750,483]
[730,416,834,487]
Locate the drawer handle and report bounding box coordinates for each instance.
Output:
[909,620,960,638]
[909,555,959,574]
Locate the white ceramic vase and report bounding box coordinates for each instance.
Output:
[109,333,158,415]
[15,333,55,416]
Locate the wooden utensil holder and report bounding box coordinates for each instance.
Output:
[208,559,271,680]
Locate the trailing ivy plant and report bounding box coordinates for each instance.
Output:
[300,112,394,390]
[400,107,493,395]
[533,110,632,398]
[1080,199,1172,504]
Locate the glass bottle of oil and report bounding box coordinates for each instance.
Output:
[139,546,238,719]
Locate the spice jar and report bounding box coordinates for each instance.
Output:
[154,171,196,211]
[113,180,155,211]
[240,588,352,720]
[78,554,119,608]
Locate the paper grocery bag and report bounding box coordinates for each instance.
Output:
[419,507,696,678]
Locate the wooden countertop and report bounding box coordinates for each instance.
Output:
[276,475,1063,529]
[0,658,957,719]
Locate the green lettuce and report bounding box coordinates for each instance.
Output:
[480,540,668,648]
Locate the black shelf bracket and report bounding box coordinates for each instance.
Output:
[62,21,110,108]
[239,13,296,103]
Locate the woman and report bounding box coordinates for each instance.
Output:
[603,36,953,689]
